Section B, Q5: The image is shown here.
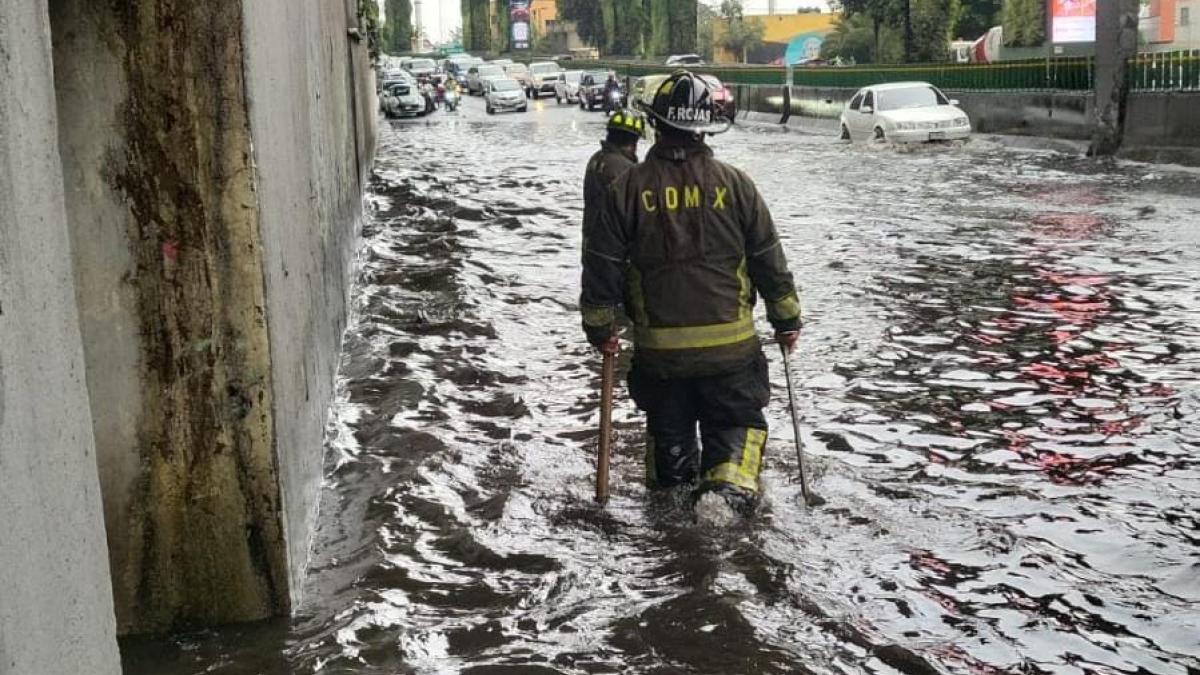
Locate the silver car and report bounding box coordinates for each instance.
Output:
[554,70,583,104]
[382,82,424,118]
[468,64,505,95]
[485,78,528,114]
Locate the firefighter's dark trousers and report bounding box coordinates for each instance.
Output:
[628,353,770,495]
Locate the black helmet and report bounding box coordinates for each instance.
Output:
[642,70,731,135]
[606,109,647,139]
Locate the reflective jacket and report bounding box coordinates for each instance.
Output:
[582,141,637,245]
[581,139,800,378]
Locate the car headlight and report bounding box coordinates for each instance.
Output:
[955,117,969,127]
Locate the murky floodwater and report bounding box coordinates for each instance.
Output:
[124,99,1200,675]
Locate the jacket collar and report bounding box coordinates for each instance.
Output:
[649,137,712,162]
[601,140,638,163]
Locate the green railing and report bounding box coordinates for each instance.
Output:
[791,57,1094,91]
[564,50,1200,93]
[1129,50,1200,91]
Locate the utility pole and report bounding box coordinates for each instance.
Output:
[768,0,777,14]
[1090,0,1139,156]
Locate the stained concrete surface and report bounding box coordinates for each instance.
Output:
[0,1,121,673]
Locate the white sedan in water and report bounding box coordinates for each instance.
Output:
[840,82,971,143]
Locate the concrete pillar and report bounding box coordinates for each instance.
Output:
[46,0,375,634]
[0,1,121,673]
[1090,0,1140,155]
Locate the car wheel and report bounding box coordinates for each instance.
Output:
[839,124,851,141]
[531,90,539,100]
[486,104,494,115]
[873,126,886,142]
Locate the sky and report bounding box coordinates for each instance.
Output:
[400,0,831,44]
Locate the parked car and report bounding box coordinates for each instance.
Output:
[665,53,704,66]
[579,70,620,111]
[490,58,514,66]
[554,70,583,104]
[485,78,529,114]
[467,64,506,95]
[840,82,971,143]
[382,82,424,118]
[527,62,562,99]
[405,58,438,80]
[503,63,533,93]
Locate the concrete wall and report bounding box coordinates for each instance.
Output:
[241,0,377,605]
[45,0,376,634]
[0,2,121,674]
[1124,92,1200,147]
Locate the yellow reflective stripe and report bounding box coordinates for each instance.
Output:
[704,428,767,493]
[736,257,751,319]
[582,305,616,328]
[767,292,801,322]
[634,315,755,350]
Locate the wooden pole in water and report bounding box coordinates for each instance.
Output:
[596,350,615,504]
[780,344,825,507]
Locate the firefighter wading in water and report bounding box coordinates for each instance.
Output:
[581,70,802,518]
[582,109,647,239]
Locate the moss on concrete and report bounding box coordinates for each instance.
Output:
[102,0,287,633]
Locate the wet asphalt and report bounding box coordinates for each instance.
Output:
[122,92,1200,675]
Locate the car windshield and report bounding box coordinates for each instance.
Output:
[409,59,435,70]
[584,71,608,83]
[563,71,581,82]
[478,66,504,77]
[877,86,946,110]
[492,80,520,92]
[504,64,529,75]
[530,63,558,75]
[389,85,410,95]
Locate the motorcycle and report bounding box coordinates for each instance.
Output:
[603,88,623,114]
[443,87,460,112]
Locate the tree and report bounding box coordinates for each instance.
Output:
[697,2,717,60]
[385,0,413,53]
[1002,0,1044,46]
[956,0,1001,40]
[462,0,491,52]
[821,12,902,62]
[492,0,510,52]
[911,0,961,61]
[559,0,607,48]
[834,0,905,63]
[718,0,765,62]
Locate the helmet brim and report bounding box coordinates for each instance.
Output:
[638,99,733,135]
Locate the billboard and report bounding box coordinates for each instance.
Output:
[1051,0,1096,43]
[510,0,530,50]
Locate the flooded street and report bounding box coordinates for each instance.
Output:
[125,96,1200,674]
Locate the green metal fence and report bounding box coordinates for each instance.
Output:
[565,50,1200,93]
[1129,50,1200,91]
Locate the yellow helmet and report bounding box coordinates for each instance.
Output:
[606,109,647,139]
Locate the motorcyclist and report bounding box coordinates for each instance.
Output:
[580,71,802,520]
[582,109,646,246]
[603,73,622,113]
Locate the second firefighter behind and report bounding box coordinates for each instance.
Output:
[580,71,802,516]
